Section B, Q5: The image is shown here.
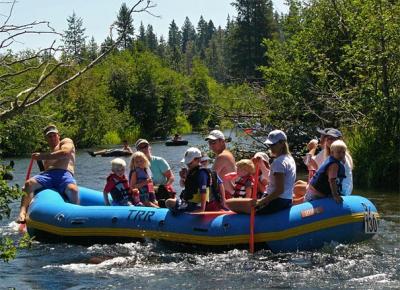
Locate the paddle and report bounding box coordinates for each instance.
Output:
[19,158,34,232]
[249,160,260,254]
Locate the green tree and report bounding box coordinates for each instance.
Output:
[228,0,276,81]
[63,12,87,63]
[181,17,196,53]
[167,20,182,71]
[115,2,135,50]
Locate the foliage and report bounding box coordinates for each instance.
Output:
[0,233,32,263]
[62,12,87,63]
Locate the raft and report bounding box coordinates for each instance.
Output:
[89,149,132,157]
[26,187,379,252]
[165,140,188,146]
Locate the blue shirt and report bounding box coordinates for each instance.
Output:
[150,155,171,185]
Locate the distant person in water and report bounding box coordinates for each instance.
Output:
[173,134,182,142]
[206,130,236,199]
[17,124,79,223]
[135,138,175,207]
[88,140,133,157]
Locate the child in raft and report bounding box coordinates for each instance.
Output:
[232,159,255,198]
[129,151,159,208]
[166,147,209,213]
[253,152,270,198]
[304,140,348,203]
[103,158,136,206]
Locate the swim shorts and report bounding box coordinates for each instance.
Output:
[34,169,76,196]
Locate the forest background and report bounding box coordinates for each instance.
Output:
[0,0,398,190]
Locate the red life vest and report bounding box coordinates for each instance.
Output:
[233,175,255,198]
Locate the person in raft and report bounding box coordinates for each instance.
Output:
[232,159,255,198]
[205,129,236,199]
[88,140,133,157]
[129,151,159,208]
[226,130,296,214]
[166,147,209,213]
[304,140,349,203]
[17,124,79,223]
[135,139,175,207]
[103,158,138,206]
[252,152,270,198]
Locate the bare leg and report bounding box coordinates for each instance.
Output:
[65,183,79,204]
[165,198,177,210]
[225,198,253,214]
[17,178,42,223]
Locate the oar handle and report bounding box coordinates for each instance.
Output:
[249,161,260,254]
[25,158,34,181]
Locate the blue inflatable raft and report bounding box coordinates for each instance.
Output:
[26,187,379,252]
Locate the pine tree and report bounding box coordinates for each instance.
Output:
[146,24,158,52]
[63,12,87,63]
[167,20,182,71]
[115,3,134,50]
[228,0,276,81]
[87,37,98,61]
[181,17,196,53]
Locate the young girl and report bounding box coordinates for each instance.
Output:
[305,140,348,203]
[253,152,270,198]
[129,151,159,208]
[232,159,255,198]
[103,158,134,206]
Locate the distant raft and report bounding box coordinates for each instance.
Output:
[165,140,188,146]
[87,149,132,157]
[26,187,379,252]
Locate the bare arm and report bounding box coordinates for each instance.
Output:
[163,169,175,185]
[103,191,111,206]
[328,164,343,203]
[257,173,284,206]
[33,139,74,161]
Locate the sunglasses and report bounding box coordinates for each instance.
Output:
[138,144,149,150]
[208,140,218,145]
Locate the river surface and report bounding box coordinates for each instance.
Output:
[1,133,399,289]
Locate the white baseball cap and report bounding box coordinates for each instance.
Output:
[181,147,202,165]
[264,130,287,145]
[205,130,225,141]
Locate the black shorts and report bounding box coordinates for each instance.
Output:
[256,198,292,215]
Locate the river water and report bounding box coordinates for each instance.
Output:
[1,133,399,289]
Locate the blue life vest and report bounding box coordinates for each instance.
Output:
[310,156,346,196]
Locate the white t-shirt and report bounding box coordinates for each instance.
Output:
[313,149,326,168]
[266,154,296,200]
[342,156,353,195]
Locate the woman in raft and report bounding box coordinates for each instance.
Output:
[226,130,296,214]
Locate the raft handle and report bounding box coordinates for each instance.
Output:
[70,218,88,225]
[193,227,208,232]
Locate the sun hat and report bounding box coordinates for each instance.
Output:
[264,130,287,145]
[254,152,269,163]
[43,124,59,136]
[135,139,150,149]
[205,130,225,141]
[181,147,202,165]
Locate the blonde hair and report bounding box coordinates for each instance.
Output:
[130,151,150,169]
[236,159,255,175]
[330,140,354,169]
[111,158,126,171]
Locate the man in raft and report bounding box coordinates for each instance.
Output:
[17,124,79,224]
[205,129,236,200]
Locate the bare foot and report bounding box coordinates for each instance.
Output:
[16,212,26,224]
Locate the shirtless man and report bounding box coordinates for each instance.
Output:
[205,130,236,199]
[17,124,79,223]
